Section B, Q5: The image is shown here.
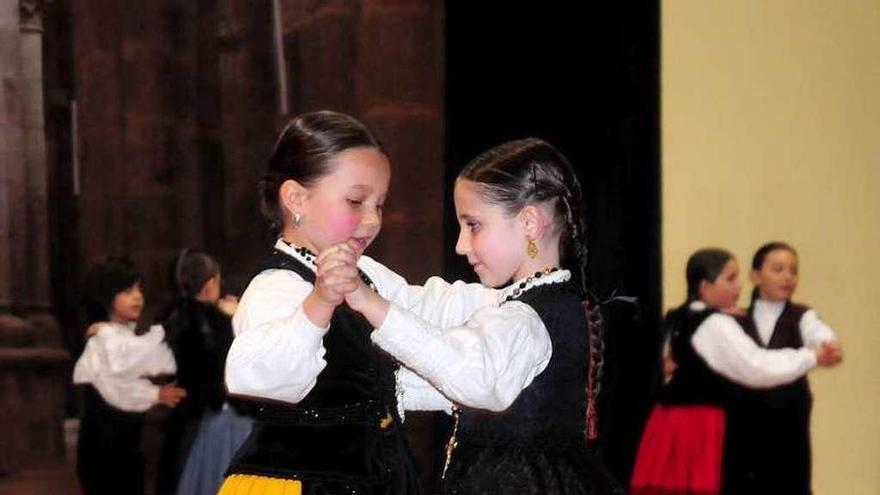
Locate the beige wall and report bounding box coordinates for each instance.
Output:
[662,1,880,493]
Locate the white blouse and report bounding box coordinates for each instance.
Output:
[752,299,837,348]
[371,271,566,412]
[73,322,177,412]
[225,239,502,410]
[688,301,817,389]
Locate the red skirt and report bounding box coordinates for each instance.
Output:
[630,404,725,495]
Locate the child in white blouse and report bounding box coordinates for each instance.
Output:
[723,242,843,495]
[337,138,621,494]
[73,258,186,495]
[220,111,498,495]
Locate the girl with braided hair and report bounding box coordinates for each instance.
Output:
[337,138,621,494]
[157,250,252,495]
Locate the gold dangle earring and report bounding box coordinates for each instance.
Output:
[526,238,539,259]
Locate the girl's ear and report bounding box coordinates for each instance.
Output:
[697,279,711,301]
[520,205,545,241]
[279,179,308,214]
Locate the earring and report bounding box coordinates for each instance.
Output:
[527,239,539,259]
[292,212,303,229]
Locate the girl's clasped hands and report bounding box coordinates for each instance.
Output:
[313,240,380,315]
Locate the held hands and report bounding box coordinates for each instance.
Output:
[662,350,678,380]
[308,240,389,328]
[314,242,361,306]
[158,382,187,408]
[303,242,362,326]
[337,240,389,326]
[216,294,239,316]
[84,322,104,339]
[814,340,843,367]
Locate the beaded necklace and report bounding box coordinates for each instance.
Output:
[502,267,564,302]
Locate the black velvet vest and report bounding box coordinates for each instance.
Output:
[661,305,729,405]
[227,250,416,493]
[734,302,812,408]
[457,281,590,449]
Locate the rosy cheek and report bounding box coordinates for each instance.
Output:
[324,210,361,241]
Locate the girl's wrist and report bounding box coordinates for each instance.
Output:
[361,291,390,328]
[303,291,337,327]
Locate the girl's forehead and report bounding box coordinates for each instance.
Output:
[720,258,739,274]
[321,148,390,189]
[454,180,491,207]
[764,249,798,265]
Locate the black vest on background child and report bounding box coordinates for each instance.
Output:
[724,303,812,495]
[442,281,621,495]
[226,250,421,495]
[661,305,729,407]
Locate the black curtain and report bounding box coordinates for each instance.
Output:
[444,1,662,484]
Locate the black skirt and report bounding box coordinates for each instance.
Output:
[442,438,622,495]
[77,385,146,495]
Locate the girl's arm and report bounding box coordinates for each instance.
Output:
[349,256,549,412]
[359,256,499,328]
[800,309,837,348]
[73,332,173,412]
[225,269,330,404]
[89,374,162,412]
[397,367,454,412]
[367,295,551,412]
[691,313,817,388]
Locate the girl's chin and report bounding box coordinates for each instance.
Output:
[763,290,791,301]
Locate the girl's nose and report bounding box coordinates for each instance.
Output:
[455,231,469,255]
[363,206,381,227]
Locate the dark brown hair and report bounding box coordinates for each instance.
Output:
[260,111,385,235]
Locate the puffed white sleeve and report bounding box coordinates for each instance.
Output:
[799,309,837,348]
[89,374,161,412]
[397,366,454,412]
[225,269,330,404]
[359,257,499,329]
[372,300,552,412]
[99,324,176,376]
[692,313,817,388]
[72,327,167,412]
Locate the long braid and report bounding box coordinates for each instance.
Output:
[561,189,604,442]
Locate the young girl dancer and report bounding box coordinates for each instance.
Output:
[340,138,621,494]
[723,242,842,495]
[630,248,840,495]
[157,250,252,495]
[73,258,186,495]
[220,111,498,495]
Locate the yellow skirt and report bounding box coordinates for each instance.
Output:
[218,474,302,495]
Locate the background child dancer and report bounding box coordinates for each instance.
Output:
[221,110,497,495]
[630,248,841,495]
[339,138,621,494]
[157,249,251,495]
[724,241,843,495]
[73,258,186,495]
